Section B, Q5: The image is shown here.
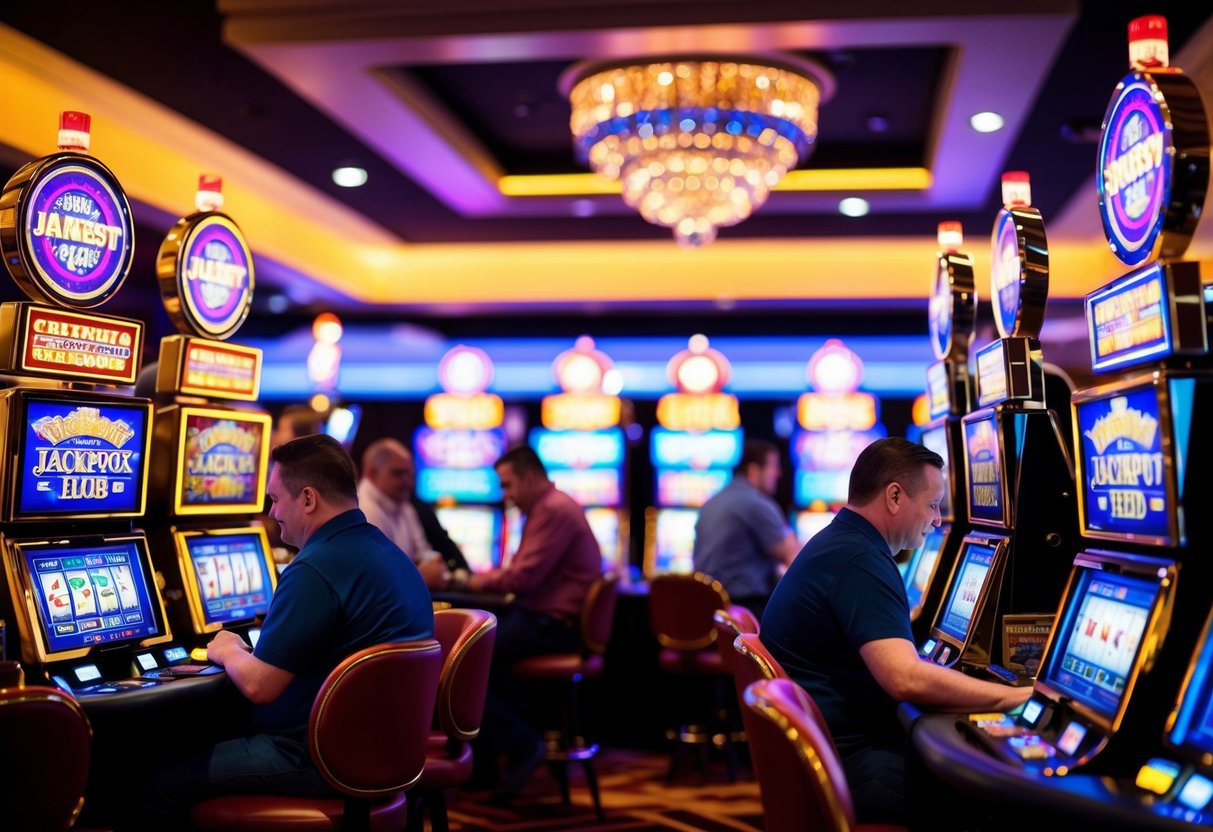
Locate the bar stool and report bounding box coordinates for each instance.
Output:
[512,571,620,819]
[648,572,737,781]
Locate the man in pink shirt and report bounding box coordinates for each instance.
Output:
[467,445,602,801]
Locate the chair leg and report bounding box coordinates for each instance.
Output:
[550,756,572,804]
[405,791,424,832]
[341,797,372,832]
[430,789,449,832]
[581,758,604,821]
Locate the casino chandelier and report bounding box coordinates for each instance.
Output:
[562,55,832,246]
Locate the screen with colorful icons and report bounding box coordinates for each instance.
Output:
[16,396,150,518]
[16,536,164,659]
[963,413,1005,526]
[178,529,277,631]
[177,409,270,514]
[1041,567,1159,722]
[652,508,698,574]
[906,525,949,614]
[434,506,502,573]
[936,541,997,643]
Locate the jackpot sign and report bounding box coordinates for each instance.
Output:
[160,214,254,340]
[182,415,264,506]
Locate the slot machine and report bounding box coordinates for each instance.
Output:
[904,222,976,640]
[917,172,1079,680]
[531,337,630,578]
[143,175,276,661]
[0,112,192,698]
[643,336,741,576]
[789,339,886,550]
[415,345,512,575]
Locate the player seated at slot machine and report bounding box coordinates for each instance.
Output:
[257,404,325,566]
[761,438,1031,825]
[137,434,433,829]
[357,438,470,590]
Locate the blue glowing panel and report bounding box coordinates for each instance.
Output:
[920,425,951,520]
[182,533,275,628]
[1076,385,1171,543]
[414,427,506,470]
[651,428,742,469]
[906,525,948,614]
[937,542,996,643]
[1168,614,1213,759]
[416,467,501,503]
[531,428,625,470]
[22,539,161,656]
[1042,568,1158,722]
[18,398,149,517]
[1086,263,1173,373]
[963,414,1005,526]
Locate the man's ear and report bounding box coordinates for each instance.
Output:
[300,485,319,514]
[885,481,903,514]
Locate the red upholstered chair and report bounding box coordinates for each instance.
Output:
[742,678,906,832]
[191,640,443,832]
[409,609,497,832]
[711,604,760,674]
[649,572,739,780]
[512,571,620,819]
[0,683,97,831]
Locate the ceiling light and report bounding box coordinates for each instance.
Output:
[838,197,869,217]
[331,166,368,187]
[562,54,834,246]
[969,111,1005,133]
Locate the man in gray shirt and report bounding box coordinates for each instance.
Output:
[692,438,800,617]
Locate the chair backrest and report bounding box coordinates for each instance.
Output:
[309,640,443,796]
[0,684,92,831]
[433,609,498,742]
[742,678,856,832]
[581,571,620,655]
[712,604,760,673]
[649,572,730,651]
[733,633,837,752]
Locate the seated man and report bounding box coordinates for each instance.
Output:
[358,437,469,589]
[761,437,1030,824]
[141,435,433,827]
[693,438,799,618]
[465,445,602,801]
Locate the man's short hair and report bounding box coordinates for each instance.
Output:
[848,437,944,506]
[495,444,547,478]
[736,438,778,475]
[272,434,358,503]
[361,438,410,475]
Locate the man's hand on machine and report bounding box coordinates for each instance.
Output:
[207,629,253,666]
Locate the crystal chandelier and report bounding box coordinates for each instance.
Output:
[561,55,832,246]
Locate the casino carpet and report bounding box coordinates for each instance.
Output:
[443,748,765,831]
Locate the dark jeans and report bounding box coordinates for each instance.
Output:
[133,733,337,830]
[474,607,579,777]
[836,736,907,825]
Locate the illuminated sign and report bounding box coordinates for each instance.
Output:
[415,427,506,470]
[656,392,739,431]
[531,428,624,470]
[18,398,149,518]
[792,428,884,472]
[1098,77,1170,266]
[541,393,621,431]
[794,468,850,507]
[8,304,142,384]
[549,468,622,507]
[180,413,268,510]
[929,251,976,362]
[7,159,134,308]
[417,466,501,503]
[180,338,261,399]
[158,213,254,340]
[990,210,1024,339]
[797,392,877,431]
[976,341,1009,406]
[650,428,742,469]
[964,413,1006,526]
[657,469,730,507]
[921,425,952,520]
[1076,386,1172,542]
[927,362,951,421]
[424,392,504,431]
[929,262,954,361]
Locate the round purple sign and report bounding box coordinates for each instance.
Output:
[929,263,952,361]
[164,214,254,340]
[990,210,1021,339]
[1098,76,1170,267]
[19,161,133,307]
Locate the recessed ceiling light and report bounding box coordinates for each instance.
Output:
[838,197,870,217]
[332,166,368,187]
[969,111,1005,133]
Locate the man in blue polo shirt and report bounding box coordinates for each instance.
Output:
[141,434,433,827]
[693,439,799,617]
[761,437,1030,824]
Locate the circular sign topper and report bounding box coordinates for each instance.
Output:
[0,153,135,308]
[157,212,254,340]
[1097,70,1209,267]
[929,251,977,362]
[989,207,1049,340]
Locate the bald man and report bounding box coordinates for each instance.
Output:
[357,438,469,589]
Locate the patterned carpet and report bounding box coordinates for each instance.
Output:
[443,748,765,832]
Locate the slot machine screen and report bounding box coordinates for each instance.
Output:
[963,412,1006,526]
[6,535,168,663]
[652,508,698,575]
[906,524,948,615]
[173,407,271,515]
[13,394,152,520]
[323,405,362,447]
[920,425,952,520]
[434,506,502,573]
[584,507,622,571]
[175,527,277,633]
[1073,382,1177,545]
[1167,611,1213,760]
[935,540,997,644]
[1040,565,1160,726]
[794,510,834,546]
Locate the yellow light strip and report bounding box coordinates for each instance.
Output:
[498,167,932,197]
